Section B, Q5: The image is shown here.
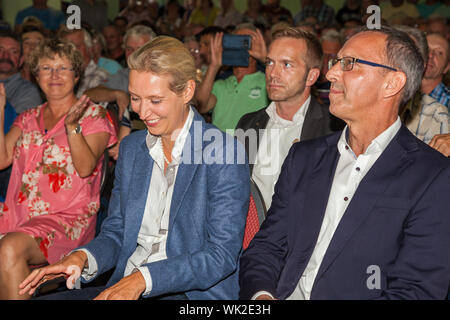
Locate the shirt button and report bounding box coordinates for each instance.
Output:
[345,146,349,150]
[356,167,360,172]
[344,197,349,201]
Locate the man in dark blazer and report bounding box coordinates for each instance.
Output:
[235,27,343,209]
[239,26,450,300]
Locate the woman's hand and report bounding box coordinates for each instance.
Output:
[93,271,146,300]
[0,83,6,113]
[18,250,88,296]
[64,94,91,130]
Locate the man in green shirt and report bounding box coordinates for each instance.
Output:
[196,23,268,133]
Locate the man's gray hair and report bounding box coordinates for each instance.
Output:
[123,25,156,45]
[356,25,424,106]
[320,29,343,45]
[392,25,428,66]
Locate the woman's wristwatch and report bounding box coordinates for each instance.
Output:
[66,124,82,136]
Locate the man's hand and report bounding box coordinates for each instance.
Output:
[115,90,130,120]
[429,133,450,157]
[210,32,224,70]
[94,270,146,300]
[248,29,267,64]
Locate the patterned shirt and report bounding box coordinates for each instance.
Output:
[405,94,449,144]
[294,4,335,25]
[76,60,109,98]
[429,82,450,110]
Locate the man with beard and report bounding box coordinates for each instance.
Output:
[235,27,343,210]
[0,31,42,115]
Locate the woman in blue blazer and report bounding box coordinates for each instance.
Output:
[20,36,250,300]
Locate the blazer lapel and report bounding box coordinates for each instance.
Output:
[300,97,324,141]
[168,112,203,229]
[124,138,153,244]
[312,126,416,288]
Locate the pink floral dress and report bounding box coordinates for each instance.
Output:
[0,103,117,263]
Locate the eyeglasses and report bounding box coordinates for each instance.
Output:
[38,66,74,76]
[328,57,397,72]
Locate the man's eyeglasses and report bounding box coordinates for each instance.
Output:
[38,66,74,76]
[328,57,397,72]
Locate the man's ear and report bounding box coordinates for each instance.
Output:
[383,71,406,99]
[306,68,320,87]
[183,79,196,104]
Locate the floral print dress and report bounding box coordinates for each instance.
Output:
[0,103,117,263]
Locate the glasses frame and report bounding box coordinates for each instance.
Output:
[328,56,397,72]
[38,65,75,76]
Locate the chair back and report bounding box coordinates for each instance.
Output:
[243,179,267,250]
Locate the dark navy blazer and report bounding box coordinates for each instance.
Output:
[81,110,250,299]
[239,125,450,300]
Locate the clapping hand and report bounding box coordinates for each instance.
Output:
[64,94,91,129]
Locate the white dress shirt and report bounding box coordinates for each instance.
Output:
[286,117,402,300]
[78,107,194,296]
[252,97,311,209]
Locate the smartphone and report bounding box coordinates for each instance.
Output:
[222,34,252,67]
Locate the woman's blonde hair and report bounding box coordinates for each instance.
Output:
[28,38,84,79]
[127,36,199,96]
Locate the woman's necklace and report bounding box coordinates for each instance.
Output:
[160,139,171,165]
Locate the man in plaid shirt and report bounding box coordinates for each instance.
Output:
[422,33,449,110]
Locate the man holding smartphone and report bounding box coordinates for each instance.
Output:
[195,23,268,133]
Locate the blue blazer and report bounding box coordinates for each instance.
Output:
[239,125,450,300]
[82,110,250,299]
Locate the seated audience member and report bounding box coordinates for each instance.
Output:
[261,0,293,25]
[380,0,419,25]
[85,25,156,160]
[102,25,127,67]
[421,33,449,109]
[243,0,268,26]
[113,16,128,37]
[395,25,449,144]
[20,24,45,84]
[156,0,185,39]
[58,28,110,98]
[189,0,220,27]
[89,29,123,75]
[417,0,446,19]
[0,30,42,114]
[195,26,230,81]
[71,0,109,32]
[294,0,335,28]
[196,23,269,132]
[336,0,362,25]
[315,29,344,106]
[236,27,344,210]
[183,36,206,78]
[239,26,450,300]
[214,0,244,29]
[19,36,250,301]
[119,0,159,29]
[14,0,66,34]
[0,39,117,300]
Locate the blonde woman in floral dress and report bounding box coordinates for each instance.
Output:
[0,39,117,299]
